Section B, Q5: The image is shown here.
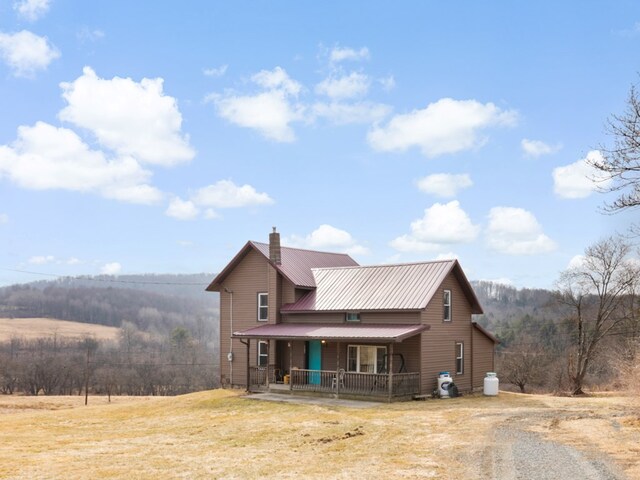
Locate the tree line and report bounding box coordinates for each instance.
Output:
[0,274,219,336]
[0,323,219,398]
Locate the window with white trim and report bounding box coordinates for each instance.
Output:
[347,345,386,373]
[443,289,452,321]
[345,312,360,322]
[455,342,464,375]
[258,341,268,367]
[257,293,268,322]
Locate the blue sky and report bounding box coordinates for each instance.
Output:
[0,1,638,289]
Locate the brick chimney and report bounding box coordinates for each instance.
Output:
[269,227,281,265]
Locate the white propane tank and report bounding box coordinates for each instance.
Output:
[484,372,499,396]
[438,372,452,398]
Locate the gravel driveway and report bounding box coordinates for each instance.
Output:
[486,422,627,480]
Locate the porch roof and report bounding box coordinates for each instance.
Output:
[232,323,429,343]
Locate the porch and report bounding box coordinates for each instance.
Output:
[234,322,429,401]
[249,366,420,399]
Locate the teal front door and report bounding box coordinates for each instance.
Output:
[308,340,322,384]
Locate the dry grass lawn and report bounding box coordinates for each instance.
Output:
[0,318,120,341]
[0,390,638,479]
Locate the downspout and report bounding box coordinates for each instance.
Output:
[470,322,474,390]
[224,287,234,384]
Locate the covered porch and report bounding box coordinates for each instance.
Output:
[233,323,429,401]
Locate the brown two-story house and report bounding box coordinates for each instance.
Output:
[207,228,497,400]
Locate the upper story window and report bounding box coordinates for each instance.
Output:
[345,312,360,322]
[257,293,268,322]
[443,289,452,321]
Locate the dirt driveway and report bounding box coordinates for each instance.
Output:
[485,419,626,479]
[467,397,639,480]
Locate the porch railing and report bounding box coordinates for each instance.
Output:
[290,369,420,397]
[290,369,335,392]
[249,365,278,387]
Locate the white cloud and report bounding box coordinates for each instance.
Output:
[521,138,562,157]
[28,255,54,264]
[203,208,219,219]
[330,46,370,63]
[101,262,121,275]
[177,240,193,247]
[390,201,480,252]
[192,180,274,209]
[203,64,228,78]
[479,277,513,286]
[252,66,302,96]
[312,101,391,125]
[379,75,396,91]
[76,27,105,43]
[0,122,162,205]
[552,150,612,199]
[165,197,199,220]
[435,252,459,260]
[209,67,304,142]
[285,224,369,255]
[567,254,585,270]
[212,90,303,142]
[66,257,81,265]
[367,98,517,157]
[0,213,8,224]
[315,72,370,99]
[0,30,60,77]
[618,21,640,38]
[417,173,473,198]
[486,207,556,255]
[59,67,195,166]
[13,0,50,21]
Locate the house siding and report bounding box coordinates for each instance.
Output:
[218,249,273,386]
[420,272,473,394]
[281,311,421,324]
[472,326,496,388]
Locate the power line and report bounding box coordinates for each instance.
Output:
[0,268,211,286]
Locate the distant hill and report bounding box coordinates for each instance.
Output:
[0,274,219,340]
[0,317,121,341]
[471,280,566,348]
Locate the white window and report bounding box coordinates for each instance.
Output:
[455,342,464,375]
[345,312,360,322]
[257,293,268,322]
[443,289,452,322]
[347,345,386,373]
[258,341,268,367]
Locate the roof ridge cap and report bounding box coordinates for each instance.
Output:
[312,259,456,271]
[250,240,355,257]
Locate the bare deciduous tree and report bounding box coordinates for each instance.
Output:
[555,236,638,395]
[589,83,640,216]
[499,339,549,393]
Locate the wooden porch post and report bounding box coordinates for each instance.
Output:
[265,340,270,388]
[288,341,293,391]
[239,339,250,392]
[388,342,394,402]
[336,341,341,398]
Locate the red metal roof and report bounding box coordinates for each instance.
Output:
[251,241,359,288]
[232,323,429,342]
[281,260,483,313]
[206,241,358,291]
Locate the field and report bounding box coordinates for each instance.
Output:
[0,318,120,341]
[0,390,638,479]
